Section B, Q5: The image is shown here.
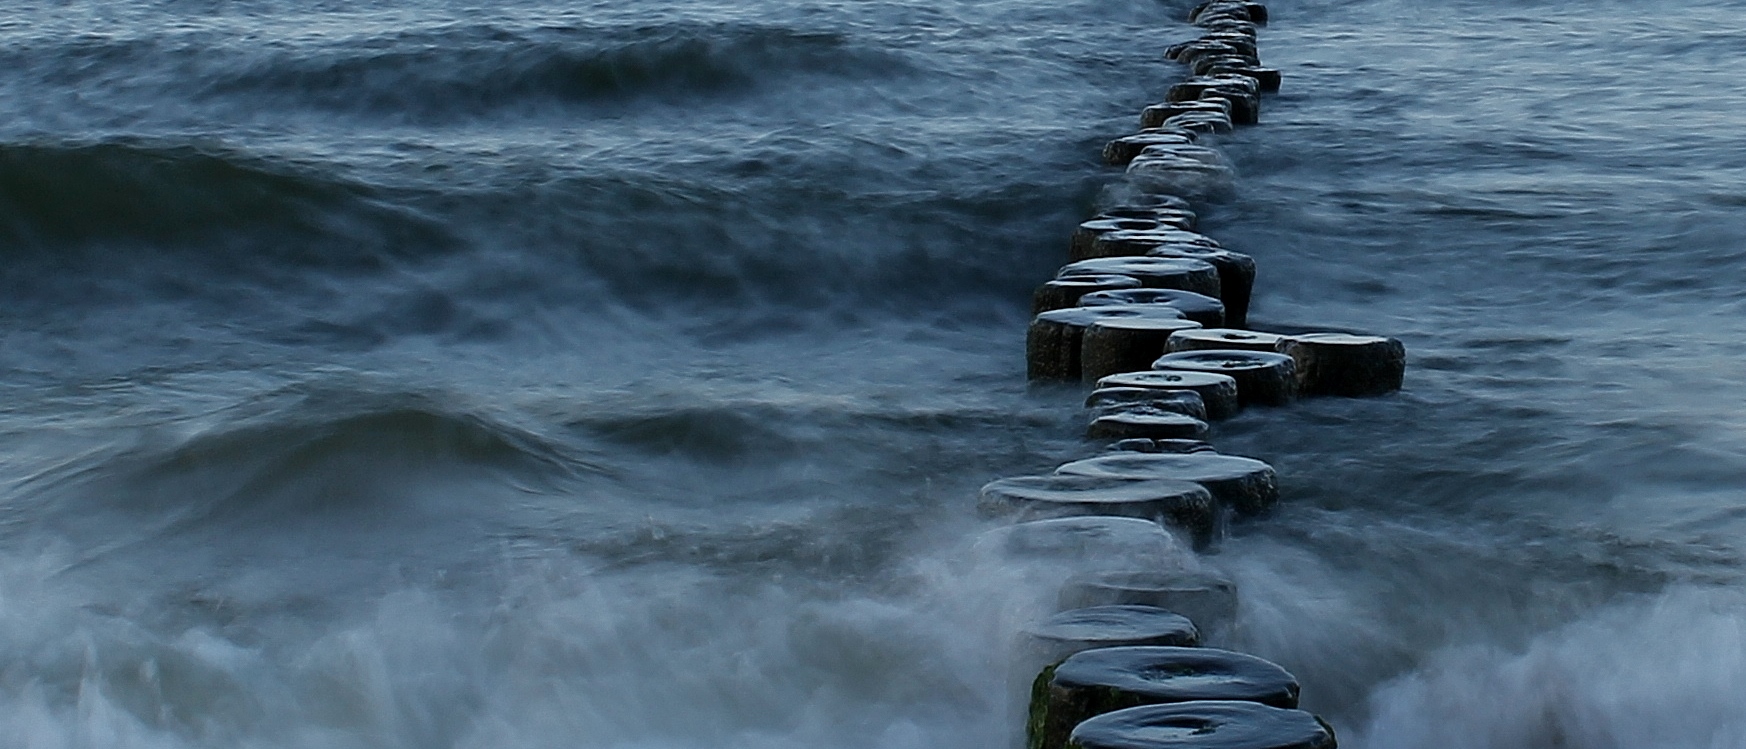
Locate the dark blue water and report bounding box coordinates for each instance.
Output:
[4,0,1746,745]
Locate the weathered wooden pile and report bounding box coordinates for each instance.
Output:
[984,3,1416,747]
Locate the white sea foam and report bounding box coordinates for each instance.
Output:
[1357,587,1746,749]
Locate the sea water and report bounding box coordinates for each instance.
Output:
[3,0,1746,746]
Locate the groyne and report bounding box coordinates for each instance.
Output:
[987,2,1407,746]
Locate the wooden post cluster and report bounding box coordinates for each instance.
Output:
[967,3,1410,748]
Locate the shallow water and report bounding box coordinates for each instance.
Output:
[4,0,1746,746]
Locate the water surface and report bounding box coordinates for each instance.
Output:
[4,0,1746,746]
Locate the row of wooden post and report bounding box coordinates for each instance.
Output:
[975,3,1415,747]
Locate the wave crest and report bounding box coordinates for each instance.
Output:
[21,396,578,547]
[0,140,448,258]
[203,23,902,118]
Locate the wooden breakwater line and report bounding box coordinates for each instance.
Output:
[980,3,1410,748]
